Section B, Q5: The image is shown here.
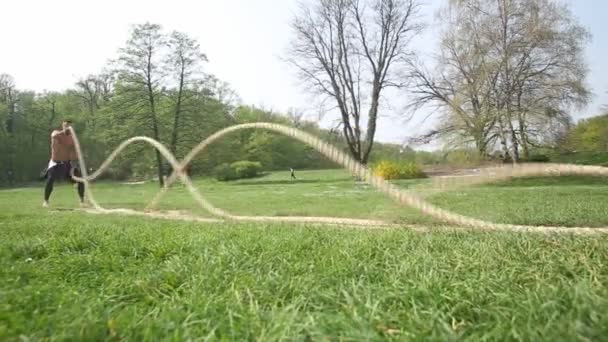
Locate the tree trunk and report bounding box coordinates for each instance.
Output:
[361,84,381,165]
[6,91,16,184]
[518,112,529,160]
[342,122,361,162]
[145,44,164,187]
[498,116,511,161]
[474,131,487,159]
[147,86,164,187]
[507,118,519,163]
[170,64,185,156]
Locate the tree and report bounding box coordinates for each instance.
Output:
[71,72,115,131]
[115,23,167,186]
[566,114,608,152]
[204,75,241,111]
[0,74,17,135]
[408,0,591,160]
[165,31,208,157]
[0,74,18,184]
[287,0,423,164]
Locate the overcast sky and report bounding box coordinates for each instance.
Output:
[1,0,606,146]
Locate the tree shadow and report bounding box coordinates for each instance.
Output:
[485,175,608,188]
[229,178,355,186]
[49,208,77,212]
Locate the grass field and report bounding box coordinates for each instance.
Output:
[2,169,608,340]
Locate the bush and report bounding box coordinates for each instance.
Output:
[213,161,263,181]
[371,160,427,180]
[230,161,262,179]
[549,151,608,167]
[213,163,237,181]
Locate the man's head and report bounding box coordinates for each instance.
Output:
[61,119,73,135]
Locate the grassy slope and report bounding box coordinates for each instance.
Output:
[1,170,608,340]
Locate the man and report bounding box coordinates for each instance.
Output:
[42,119,85,207]
[290,167,296,180]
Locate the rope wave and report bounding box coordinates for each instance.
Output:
[68,123,608,235]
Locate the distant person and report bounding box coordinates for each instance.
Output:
[41,119,85,208]
[290,168,296,180]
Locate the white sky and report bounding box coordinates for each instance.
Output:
[1,0,606,147]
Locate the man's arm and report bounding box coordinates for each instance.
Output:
[51,129,66,138]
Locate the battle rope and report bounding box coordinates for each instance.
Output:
[68,123,608,235]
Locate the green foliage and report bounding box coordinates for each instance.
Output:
[414,151,444,165]
[565,114,608,152]
[371,160,426,180]
[213,163,237,181]
[230,161,262,179]
[549,151,608,167]
[368,144,416,164]
[213,161,263,181]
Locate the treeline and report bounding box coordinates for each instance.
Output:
[2,0,605,186]
[0,23,337,186]
[0,78,346,185]
[0,22,413,186]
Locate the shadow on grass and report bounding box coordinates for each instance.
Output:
[229,178,355,186]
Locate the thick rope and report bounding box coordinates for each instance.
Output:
[68,123,608,235]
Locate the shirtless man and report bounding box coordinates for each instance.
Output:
[42,119,85,207]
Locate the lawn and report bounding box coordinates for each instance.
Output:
[1,169,608,340]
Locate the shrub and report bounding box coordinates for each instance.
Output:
[214,161,263,181]
[371,160,427,180]
[230,161,262,179]
[213,163,237,181]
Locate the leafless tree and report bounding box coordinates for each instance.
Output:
[287,0,423,164]
[408,0,590,160]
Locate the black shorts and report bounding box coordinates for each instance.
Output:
[44,161,82,182]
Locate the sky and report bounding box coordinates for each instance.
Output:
[1,0,606,147]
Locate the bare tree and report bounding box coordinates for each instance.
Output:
[287,0,423,164]
[489,0,590,160]
[72,75,103,131]
[407,4,499,157]
[287,107,306,127]
[204,75,240,109]
[41,92,60,130]
[409,0,590,160]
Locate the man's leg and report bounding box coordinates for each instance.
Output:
[71,165,85,204]
[43,167,58,207]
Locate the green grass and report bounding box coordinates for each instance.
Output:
[2,169,608,340]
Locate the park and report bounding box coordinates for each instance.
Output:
[2,0,608,340]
